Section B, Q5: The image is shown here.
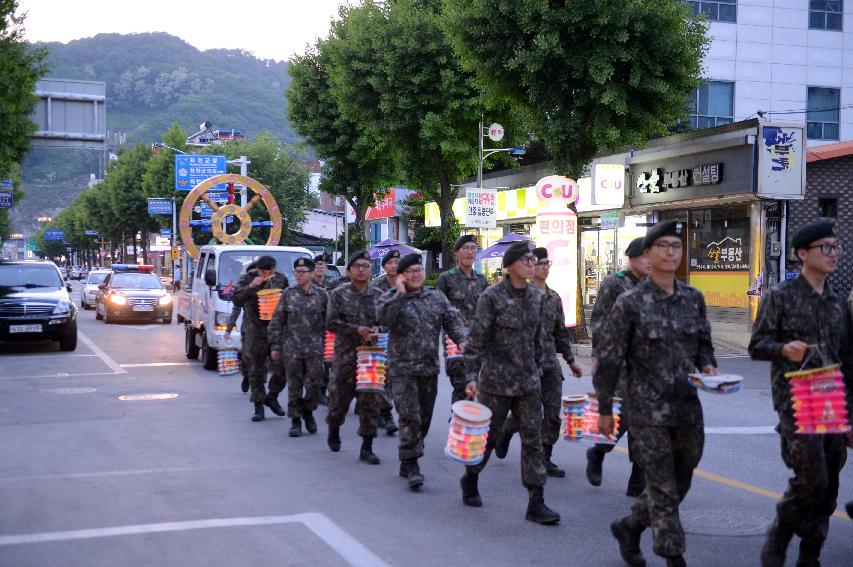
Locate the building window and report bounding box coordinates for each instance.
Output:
[807,87,841,140]
[819,197,838,219]
[809,0,843,31]
[688,0,737,23]
[691,81,735,128]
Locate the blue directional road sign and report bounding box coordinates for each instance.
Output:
[147,198,173,216]
[84,230,99,236]
[160,228,172,238]
[0,179,13,187]
[44,229,65,241]
[175,155,226,192]
[0,190,12,209]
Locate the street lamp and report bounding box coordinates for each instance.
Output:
[477,120,526,188]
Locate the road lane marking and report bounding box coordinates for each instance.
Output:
[613,446,850,521]
[704,426,777,434]
[77,330,127,374]
[3,372,118,380]
[119,362,195,368]
[0,466,250,483]
[0,512,391,567]
[0,354,99,359]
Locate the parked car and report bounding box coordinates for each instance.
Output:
[80,269,111,309]
[69,266,81,280]
[0,260,78,351]
[95,264,172,324]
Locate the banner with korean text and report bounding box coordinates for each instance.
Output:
[465,188,497,228]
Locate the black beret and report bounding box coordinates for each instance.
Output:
[314,254,327,263]
[791,221,835,251]
[643,220,684,250]
[625,237,645,258]
[294,257,315,270]
[346,250,371,269]
[503,240,534,267]
[532,247,548,261]
[256,255,277,270]
[454,234,476,251]
[397,253,422,274]
[381,249,401,266]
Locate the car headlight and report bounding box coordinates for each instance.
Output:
[52,300,71,315]
[110,294,127,305]
[215,311,232,327]
[158,294,172,305]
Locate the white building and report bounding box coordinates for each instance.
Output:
[693,0,851,145]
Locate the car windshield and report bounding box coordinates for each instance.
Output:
[110,273,163,290]
[86,272,109,285]
[217,251,307,289]
[0,264,63,289]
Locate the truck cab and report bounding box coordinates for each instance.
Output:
[177,245,312,370]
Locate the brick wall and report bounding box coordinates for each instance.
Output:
[785,154,853,298]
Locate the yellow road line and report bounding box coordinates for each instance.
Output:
[612,446,850,521]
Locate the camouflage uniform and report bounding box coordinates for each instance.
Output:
[232,269,289,404]
[464,277,547,488]
[268,283,329,418]
[436,267,488,403]
[325,282,383,438]
[593,279,715,559]
[378,287,466,461]
[749,274,852,549]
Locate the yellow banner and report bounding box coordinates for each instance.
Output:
[689,271,749,308]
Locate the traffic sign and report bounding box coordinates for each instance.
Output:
[175,155,226,192]
[160,228,172,238]
[0,190,12,209]
[84,230,99,236]
[147,198,173,215]
[0,179,13,187]
[44,229,65,241]
[487,123,504,142]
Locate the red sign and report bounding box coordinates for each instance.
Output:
[366,188,396,220]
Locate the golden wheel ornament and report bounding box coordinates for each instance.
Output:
[178,174,283,259]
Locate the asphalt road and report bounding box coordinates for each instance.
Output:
[1,280,851,567]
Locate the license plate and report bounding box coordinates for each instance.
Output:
[133,305,154,312]
[10,324,42,333]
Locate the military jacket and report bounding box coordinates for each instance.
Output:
[539,286,575,372]
[593,279,716,426]
[326,282,382,357]
[749,274,853,433]
[371,275,395,293]
[225,304,242,334]
[313,276,338,292]
[378,287,467,376]
[268,283,329,359]
[231,270,290,332]
[436,267,488,325]
[464,277,545,397]
[590,270,642,354]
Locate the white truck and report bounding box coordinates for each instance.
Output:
[176,244,313,370]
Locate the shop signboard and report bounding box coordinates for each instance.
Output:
[465,188,497,228]
[599,211,622,230]
[756,123,805,199]
[591,163,625,207]
[345,188,397,222]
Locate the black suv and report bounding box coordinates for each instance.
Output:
[0,260,78,351]
[95,265,173,324]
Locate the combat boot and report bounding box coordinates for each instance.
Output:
[846,500,852,519]
[251,402,265,422]
[543,444,565,478]
[665,555,687,567]
[303,411,318,434]
[494,430,512,459]
[289,417,302,437]
[525,486,560,525]
[359,437,380,465]
[760,518,794,567]
[399,460,412,478]
[586,446,604,486]
[263,393,286,417]
[384,414,399,435]
[626,462,646,497]
[609,518,646,567]
[327,426,341,452]
[460,472,482,507]
[406,459,424,490]
[240,374,249,393]
[796,539,823,567]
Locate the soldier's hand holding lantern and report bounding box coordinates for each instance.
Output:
[598,414,615,436]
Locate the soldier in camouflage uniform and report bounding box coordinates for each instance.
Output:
[326,251,384,464]
[749,221,853,567]
[437,234,489,403]
[461,240,560,525]
[378,253,467,490]
[496,247,583,478]
[311,255,335,406]
[594,221,717,567]
[225,260,258,394]
[586,237,649,496]
[370,249,400,435]
[269,257,329,438]
[232,256,290,422]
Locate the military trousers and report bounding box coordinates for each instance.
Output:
[326,355,380,438]
[503,367,562,447]
[445,354,468,404]
[390,372,438,461]
[776,427,847,545]
[465,390,546,488]
[627,424,704,558]
[285,355,325,418]
[243,331,286,404]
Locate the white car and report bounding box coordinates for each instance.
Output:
[80,269,111,309]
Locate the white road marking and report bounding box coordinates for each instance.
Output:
[119,362,195,368]
[0,513,391,567]
[77,330,127,374]
[0,465,250,483]
[705,426,777,434]
[2,372,118,380]
[0,354,99,359]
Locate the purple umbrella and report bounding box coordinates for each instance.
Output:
[476,233,530,260]
[368,238,423,259]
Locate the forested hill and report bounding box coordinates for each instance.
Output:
[38,32,295,145]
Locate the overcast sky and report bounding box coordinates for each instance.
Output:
[17,0,343,61]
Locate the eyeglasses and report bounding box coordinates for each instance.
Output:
[519,255,536,265]
[458,244,478,253]
[350,263,372,270]
[403,267,424,274]
[654,241,683,252]
[536,260,553,267]
[294,269,313,275]
[806,243,843,256]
